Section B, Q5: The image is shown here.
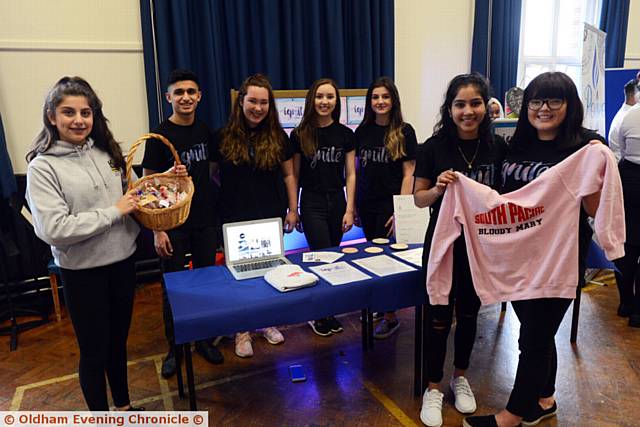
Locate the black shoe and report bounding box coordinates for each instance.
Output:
[327,316,343,333]
[308,319,333,336]
[195,340,224,364]
[522,401,557,426]
[463,415,499,427]
[629,314,640,328]
[617,303,633,317]
[127,406,145,411]
[161,351,176,378]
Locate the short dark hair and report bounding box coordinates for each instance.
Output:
[167,69,199,89]
[624,79,639,97]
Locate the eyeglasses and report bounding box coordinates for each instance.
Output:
[527,98,565,111]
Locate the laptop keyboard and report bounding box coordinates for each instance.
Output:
[234,258,286,273]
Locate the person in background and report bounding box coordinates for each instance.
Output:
[211,73,298,358]
[414,73,507,427]
[291,78,356,337]
[612,81,640,327]
[608,79,638,160]
[26,77,143,411]
[464,71,606,427]
[355,76,417,339]
[488,97,505,120]
[142,69,223,378]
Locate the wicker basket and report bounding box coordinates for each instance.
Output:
[126,133,194,231]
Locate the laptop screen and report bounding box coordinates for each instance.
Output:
[225,220,283,262]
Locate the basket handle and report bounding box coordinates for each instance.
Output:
[126,133,182,190]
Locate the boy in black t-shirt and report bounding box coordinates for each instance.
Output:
[141,69,222,378]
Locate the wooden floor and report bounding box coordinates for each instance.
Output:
[1,270,639,426]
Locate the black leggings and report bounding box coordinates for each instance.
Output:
[161,226,217,346]
[614,243,640,314]
[424,249,481,383]
[300,190,345,250]
[60,257,136,410]
[359,203,394,241]
[506,297,572,417]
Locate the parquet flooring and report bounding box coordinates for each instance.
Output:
[1,270,639,426]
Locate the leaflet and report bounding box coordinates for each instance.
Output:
[352,254,417,277]
[389,247,423,267]
[309,261,371,286]
[302,251,344,264]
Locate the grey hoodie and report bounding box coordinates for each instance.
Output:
[26,139,139,270]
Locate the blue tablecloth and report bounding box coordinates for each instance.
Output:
[164,243,426,344]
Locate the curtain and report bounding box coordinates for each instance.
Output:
[599,0,630,68]
[471,0,523,102]
[139,0,395,130]
[0,113,17,199]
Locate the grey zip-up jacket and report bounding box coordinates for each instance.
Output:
[26,139,139,270]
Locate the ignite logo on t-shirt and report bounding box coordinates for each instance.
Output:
[180,142,208,171]
[474,202,545,235]
[359,147,390,167]
[501,160,554,185]
[462,164,497,187]
[310,146,344,168]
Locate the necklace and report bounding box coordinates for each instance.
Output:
[456,139,481,170]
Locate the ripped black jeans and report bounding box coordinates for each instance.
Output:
[423,248,481,383]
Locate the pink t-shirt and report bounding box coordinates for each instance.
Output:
[426,143,625,305]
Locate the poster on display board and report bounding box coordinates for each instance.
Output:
[581,23,606,135]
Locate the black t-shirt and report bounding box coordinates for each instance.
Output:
[501,129,606,286]
[211,127,293,223]
[355,122,418,210]
[291,122,355,192]
[141,119,216,229]
[415,133,508,265]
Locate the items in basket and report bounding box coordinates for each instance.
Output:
[134,179,188,209]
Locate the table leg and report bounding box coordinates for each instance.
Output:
[361,309,369,352]
[367,310,374,350]
[570,285,582,343]
[414,304,426,397]
[184,342,197,410]
[175,344,184,399]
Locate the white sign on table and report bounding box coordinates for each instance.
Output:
[393,195,430,244]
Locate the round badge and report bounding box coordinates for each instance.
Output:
[364,246,384,254]
[390,243,409,251]
[341,247,359,254]
[371,238,390,245]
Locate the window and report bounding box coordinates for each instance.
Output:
[517,0,602,89]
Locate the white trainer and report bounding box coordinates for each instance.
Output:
[450,376,477,414]
[234,332,253,358]
[260,327,284,344]
[420,388,444,427]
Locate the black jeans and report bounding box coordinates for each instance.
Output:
[614,243,640,314]
[506,297,572,417]
[60,257,136,410]
[358,202,394,241]
[161,226,217,347]
[424,244,481,383]
[300,190,346,250]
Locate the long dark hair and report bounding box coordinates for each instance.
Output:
[220,74,285,170]
[433,73,493,145]
[511,72,584,149]
[26,76,124,169]
[358,76,407,160]
[295,78,341,158]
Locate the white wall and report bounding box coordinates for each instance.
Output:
[624,0,640,69]
[395,0,474,142]
[0,0,147,174]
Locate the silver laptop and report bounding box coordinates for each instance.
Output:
[222,217,291,280]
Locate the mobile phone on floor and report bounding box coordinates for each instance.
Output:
[289,364,306,382]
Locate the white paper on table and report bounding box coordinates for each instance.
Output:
[393,195,430,244]
[390,247,423,267]
[309,261,371,285]
[352,254,417,277]
[302,251,344,264]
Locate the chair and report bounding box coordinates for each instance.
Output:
[47,259,62,322]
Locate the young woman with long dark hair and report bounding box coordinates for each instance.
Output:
[414,73,507,427]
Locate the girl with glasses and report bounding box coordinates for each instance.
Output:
[463,72,605,427]
[414,73,507,427]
